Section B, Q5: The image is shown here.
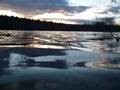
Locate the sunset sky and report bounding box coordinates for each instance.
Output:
[0,0,120,24]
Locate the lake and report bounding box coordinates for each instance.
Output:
[0,30,120,90]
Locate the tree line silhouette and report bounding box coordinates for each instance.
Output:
[0,15,120,32]
[0,15,64,30]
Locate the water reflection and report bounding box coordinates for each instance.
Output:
[9,52,67,69]
[0,80,59,90]
[0,31,120,90]
[0,31,120,69]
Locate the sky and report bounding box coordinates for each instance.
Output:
[0,0,120,24]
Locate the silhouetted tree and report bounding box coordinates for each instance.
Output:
[111,0,116,3]
[93,17,115,25]
[101,17,115,25]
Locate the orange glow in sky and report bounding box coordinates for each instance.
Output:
[0,10,24,18]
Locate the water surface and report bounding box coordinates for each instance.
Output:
[0,30,120,90]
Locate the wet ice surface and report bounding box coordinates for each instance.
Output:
[0,31,120,90]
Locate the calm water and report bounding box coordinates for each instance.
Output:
[0,30,120,90]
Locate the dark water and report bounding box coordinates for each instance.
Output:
[0,30,120,90]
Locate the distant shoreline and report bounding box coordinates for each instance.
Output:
[0,16,120,32]
[0,26,120,32]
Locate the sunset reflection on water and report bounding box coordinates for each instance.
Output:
[0,31,120,90]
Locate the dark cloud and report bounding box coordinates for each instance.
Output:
[107,6,120,14]
[0,0,90,17]
[96,5,120,15]
[71,19,93,24]
[41,18,92,24]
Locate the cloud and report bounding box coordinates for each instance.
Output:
[95,5,120,14]
[107,6,120,14]
[0,0,90,17]
[93,5,120,18]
